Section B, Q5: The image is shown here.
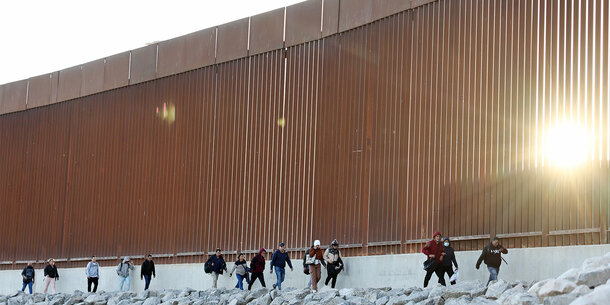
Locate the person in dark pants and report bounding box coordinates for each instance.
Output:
[422,231,446,287]
[248,248,267,290]
[476,236,508,286]
[439,238,458,285]
[323,239,344,288]
[207,249,227,289]
[86,256,99,292]
[141,254,156,290]
[270,242,293,290]
[21,262,35,294]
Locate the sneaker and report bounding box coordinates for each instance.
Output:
[312,289,317,293]
[272,284,277,289]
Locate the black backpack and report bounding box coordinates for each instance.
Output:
[204,259,213,274]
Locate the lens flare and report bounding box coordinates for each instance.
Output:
[277,117,285,127]
[544,122,591,168]
[156,102,176,124]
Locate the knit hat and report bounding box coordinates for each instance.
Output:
[314,240,321,246]
[279,242,285,247]
[331,239,339,246]
[433,231,442,238]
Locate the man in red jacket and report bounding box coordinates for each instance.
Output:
[248,248,267,290]
[422,231,446,287]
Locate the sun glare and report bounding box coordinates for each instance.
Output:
[544,122,592,169]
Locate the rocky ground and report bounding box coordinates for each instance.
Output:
[1,252,609,305]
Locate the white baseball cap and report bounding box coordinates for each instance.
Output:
[314,240,321,246]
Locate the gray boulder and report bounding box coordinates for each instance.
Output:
[541,294,577,305]
[528,279,553,296]
[485,279,511,299]
[443,296,472,305]
[556,268,580,282]
[499,292,540,305]
[570,283,610,305]
[536,279,577,298]
[443,281,486,299]
[414,297,443,305]
[375,296,389,305]
[404,290,429,303]
[142,297,162,305]
[576,265,610,288]
[427,285,445,299]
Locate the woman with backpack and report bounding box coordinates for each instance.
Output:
[323,239,344,288]
[21,262,35,294]
[229,253,249,290]
[116,257,135,291]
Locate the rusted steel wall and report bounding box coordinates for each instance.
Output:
[1,0,610,270]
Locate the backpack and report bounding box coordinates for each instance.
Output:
[116,262,123,276]
[204,259,213,274]
[25,268,34,279]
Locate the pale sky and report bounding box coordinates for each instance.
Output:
[0,0,307,85]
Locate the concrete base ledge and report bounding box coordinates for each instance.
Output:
[1,244,608,295]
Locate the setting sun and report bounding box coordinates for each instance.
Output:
[544,122,592,169]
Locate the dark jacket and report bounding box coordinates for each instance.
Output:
[422,232,445,264]
[141,260,156,277]
[442,246,458,268]
[207,255,227,274]
[302,253,310,275]
[250,248,266,273]
[476,243,508,269]
[44,264,59,279]
[270,249,293,270]
[22,266,35,283]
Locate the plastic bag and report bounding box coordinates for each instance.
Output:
[449,269,459,282]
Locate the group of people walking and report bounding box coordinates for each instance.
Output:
[206,240,344,293]
[19,235,507,294]
[422,232,508,288]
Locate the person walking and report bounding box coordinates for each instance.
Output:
[21,262,35,294]
[117,257,135,291]
[248,248,267,290]
[476,236,508,286]
[308,240,325,292]
[229,253,249,290]
[303,248,312,288]
[270,242,293,290]
[43,259,59,294]
[323,239,344,288]
[86,256,100,292]
[422,231,446,287]
[439,238,458,285]
[141,254,156,290]
[207,249,227,289]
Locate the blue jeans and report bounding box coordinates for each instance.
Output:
[487,266,499,286]
[274,266,286,290]
[143,275,151,290]
[119,276,130,291]
[22,281,33,294]
[235,273,246,290]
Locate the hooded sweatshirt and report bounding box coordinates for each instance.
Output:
[476,242,508,269]
[22,266,35,283]
[86,261,99,278]
[117,257,134,277]
[250,248,266,273]
[422,231,445,264]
